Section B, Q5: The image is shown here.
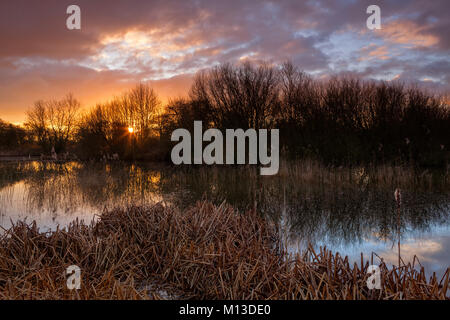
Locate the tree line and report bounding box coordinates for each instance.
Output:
[1,61,449,166]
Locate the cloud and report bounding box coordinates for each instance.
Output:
[359,44,391,61]
[376,20,439,48]
[0,0,449,123]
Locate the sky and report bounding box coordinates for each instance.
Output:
[0,0,449,124]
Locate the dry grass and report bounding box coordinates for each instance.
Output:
[0,201,448,300]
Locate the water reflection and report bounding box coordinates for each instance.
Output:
[0,161,449,277]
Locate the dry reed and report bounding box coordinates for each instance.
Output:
[0,201,448,300]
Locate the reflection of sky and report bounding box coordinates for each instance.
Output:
[0,180,165,233]
[0,181,99,232]
[287,221,450,279]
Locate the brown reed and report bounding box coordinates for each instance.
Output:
[0,201,448,300]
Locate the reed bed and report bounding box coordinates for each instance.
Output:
[0,201,448,300]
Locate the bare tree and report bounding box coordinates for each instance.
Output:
[127,83,161,141]
[25,100,49,150]
[47,93,80,151]
[190,62,279,129]
[25,94,80,152]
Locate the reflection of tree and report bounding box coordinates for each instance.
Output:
[0,163,24,190]
[23,162,165,213]
[0,161,449,248]
[282,188,450,247]
[156,165,450,247]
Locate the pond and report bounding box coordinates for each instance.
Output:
[0,160,449,279]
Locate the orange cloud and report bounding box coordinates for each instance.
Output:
[359,44,390,61]
[376,20,439,48]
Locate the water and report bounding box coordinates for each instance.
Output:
[0,161,449,278]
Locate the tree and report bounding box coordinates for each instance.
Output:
[190,62,279,129]
[76,83,161,159]
[25,94,80,152]
[0,119,26,150]
[25,100,48,150]
[128,83,161,141]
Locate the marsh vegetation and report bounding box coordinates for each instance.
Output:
[0,201,448,299]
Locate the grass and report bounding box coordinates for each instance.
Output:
[0,201,448,300]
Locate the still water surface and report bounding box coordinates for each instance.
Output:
[1,161,449,278]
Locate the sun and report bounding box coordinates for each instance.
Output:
[128,127,134,133]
